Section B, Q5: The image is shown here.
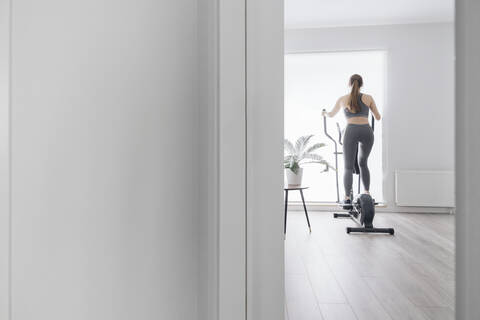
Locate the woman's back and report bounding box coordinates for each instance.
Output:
[344,93,370,119]
[337,93,378,124]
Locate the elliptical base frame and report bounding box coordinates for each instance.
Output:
[333,209,395,234]
[346,226,395,235]
[332,196,394,235]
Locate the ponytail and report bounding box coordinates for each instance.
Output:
[347,74,363,113]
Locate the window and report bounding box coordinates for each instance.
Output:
[285,50,385,202]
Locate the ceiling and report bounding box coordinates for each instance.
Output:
[285,0,454,29]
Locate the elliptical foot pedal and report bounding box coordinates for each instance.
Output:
[336,203,353,210]
[333,213,351,219]
[339,199,353,210]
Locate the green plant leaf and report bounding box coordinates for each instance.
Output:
[294,135,314,155]
[284,139,295,155]
[289,161,300,174]
[305,142,326,154]
[301,157,335,171]
[285,134,334,172]
[302,153,324,161]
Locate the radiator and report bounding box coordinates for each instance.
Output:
[395,170,455,207]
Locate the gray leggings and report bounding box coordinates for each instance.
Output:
[343,124,374,197]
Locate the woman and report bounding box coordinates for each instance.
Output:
[322,74,381,205]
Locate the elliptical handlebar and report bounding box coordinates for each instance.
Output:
[322,109,340,203]
[322,109,337,146]
[336,123,343,145]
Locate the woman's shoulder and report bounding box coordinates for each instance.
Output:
[361,93,373,103]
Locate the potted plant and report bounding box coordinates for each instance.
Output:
[284,134,332,187]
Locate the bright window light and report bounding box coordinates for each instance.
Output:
[285,50,385,202]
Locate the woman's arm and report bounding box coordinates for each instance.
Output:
[368,95,381,120]
[322,97,342,118]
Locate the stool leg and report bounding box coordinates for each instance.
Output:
[284,190,288,236]
[300,189,311,233]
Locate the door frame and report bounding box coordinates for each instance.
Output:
[455,0,480,319]
[213,0,284,319]
[245,0,284,319]
[214,0,247,319]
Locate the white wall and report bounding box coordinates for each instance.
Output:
[286,23,455,212]
[10,1,201,319]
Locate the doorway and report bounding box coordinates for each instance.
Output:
[283,2,455,320]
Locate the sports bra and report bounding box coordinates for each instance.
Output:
[344,93,370,118]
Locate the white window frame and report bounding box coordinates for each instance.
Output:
[284,49,387,204]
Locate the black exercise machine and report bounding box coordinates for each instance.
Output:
[322,110,394,235]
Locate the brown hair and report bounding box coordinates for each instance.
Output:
[347,74,363,113]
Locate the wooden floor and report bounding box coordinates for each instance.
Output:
[285,211,455,320]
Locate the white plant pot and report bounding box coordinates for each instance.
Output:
[286,168,303,187]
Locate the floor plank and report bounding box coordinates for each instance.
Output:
[419,306,455,320]
[365,276,429,320]
[319,304,357,320]
[290,227,348,304]
[285,274,324,320]
[325,255,393,320]
[284,211,455,320]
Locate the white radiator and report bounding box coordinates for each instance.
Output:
[395,170,455,207]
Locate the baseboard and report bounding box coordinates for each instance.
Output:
[287,202,455,214]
